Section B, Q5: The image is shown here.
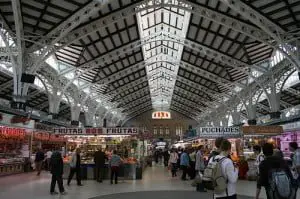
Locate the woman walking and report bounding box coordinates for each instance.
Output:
[169,149,179,177]
[109,150,122,184]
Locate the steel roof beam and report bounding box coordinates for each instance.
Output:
[285,87,300,97]
[221,0,300,70]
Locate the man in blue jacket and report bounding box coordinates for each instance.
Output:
[180,149,190,180]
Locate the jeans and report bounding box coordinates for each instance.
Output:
[181,165,188,180]
[35,161,43,175]
[111,166,119,184]
[171,163,177,177]
[50,174,64,193]
[67,167,81,185]
[95,167,104,182]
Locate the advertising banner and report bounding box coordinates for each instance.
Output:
[103,127,138,135]
[198,127,241,138]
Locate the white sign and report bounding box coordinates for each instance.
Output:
[103,127,139,135]
[198,127,241,138]
[53,127,139,135]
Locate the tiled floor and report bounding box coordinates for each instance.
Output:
[0,164,296,199]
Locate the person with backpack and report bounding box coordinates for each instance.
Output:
[255,143,297,199]
[203,139,238,199]
[208,137,225,161]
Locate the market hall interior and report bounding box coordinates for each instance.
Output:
[1,0,300,199]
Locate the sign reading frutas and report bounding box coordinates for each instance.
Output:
[152,111,171,119]
[198,127,241,138]
[104,128,138,135]
[53,127,139,135]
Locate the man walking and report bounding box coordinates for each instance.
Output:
[50,149,66,195]
[67,148,83,186]
[180,149,190,181]
[94,147,107,182]
[35,148,45,176]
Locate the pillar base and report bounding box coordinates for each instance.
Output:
[71,120,79,126]
[270,111,281,119]
[247,119,257,125]
[10,101,26,111]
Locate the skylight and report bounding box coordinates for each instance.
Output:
[136,0,191,110]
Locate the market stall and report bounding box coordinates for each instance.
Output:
[279,121,300,159]
[241,125,283,181]
[53,127,144,180]
[0,126,28,176]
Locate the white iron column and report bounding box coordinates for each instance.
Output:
[231,111,241,126]
[70,105,81,126]
[48,88,61,119]
[266,82,281,119]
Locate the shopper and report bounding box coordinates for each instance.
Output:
[180,149,190,181]
[256,143,297,199]
[168,148,179,177]
[253,145,264,177]
[208,137,224,161]
[189,148,196,179]
[35,148,45,176]
[289,142,300,185]
[46,149,53,171]
[50,149,66,195]
[109,150,122,184]
[195,145,205,173]
[163,149,170,167]
[67,148,83,186]
[94,147,107,182]
[209,139,238,199]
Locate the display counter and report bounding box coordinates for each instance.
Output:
[0,160,25,176]
[62,162,141,180]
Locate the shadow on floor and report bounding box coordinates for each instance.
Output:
[89,190,254,199]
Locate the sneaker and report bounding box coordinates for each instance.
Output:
[50,191,59,195]
[60,191,67,195]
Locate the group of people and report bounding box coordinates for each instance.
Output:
[166,147,205,180]
[166,137,300,199]
[42,147,122,195]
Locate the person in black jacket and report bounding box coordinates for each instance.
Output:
[35,148,45,176]
[50,150,66,195]
[255,143,297,199]
[94,147,107,182]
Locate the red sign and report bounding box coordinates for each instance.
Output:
[0,126,26,139]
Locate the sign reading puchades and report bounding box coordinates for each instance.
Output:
[53,127,139,135]
[198,127,241,138]
[152,111,171,119]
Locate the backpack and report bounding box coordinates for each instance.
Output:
[202,157,227,194]
[268,169,293,199]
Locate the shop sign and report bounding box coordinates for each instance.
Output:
[53,127,138,135]
[53,128,85,135]
[0,113,34,128]
[282,121,300,131]
[35,122,54,132]
[0,126,26,138]
[242,125,283,135]
[103,127,139,135]
[152,111,171,119]
[198,127,241,138]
